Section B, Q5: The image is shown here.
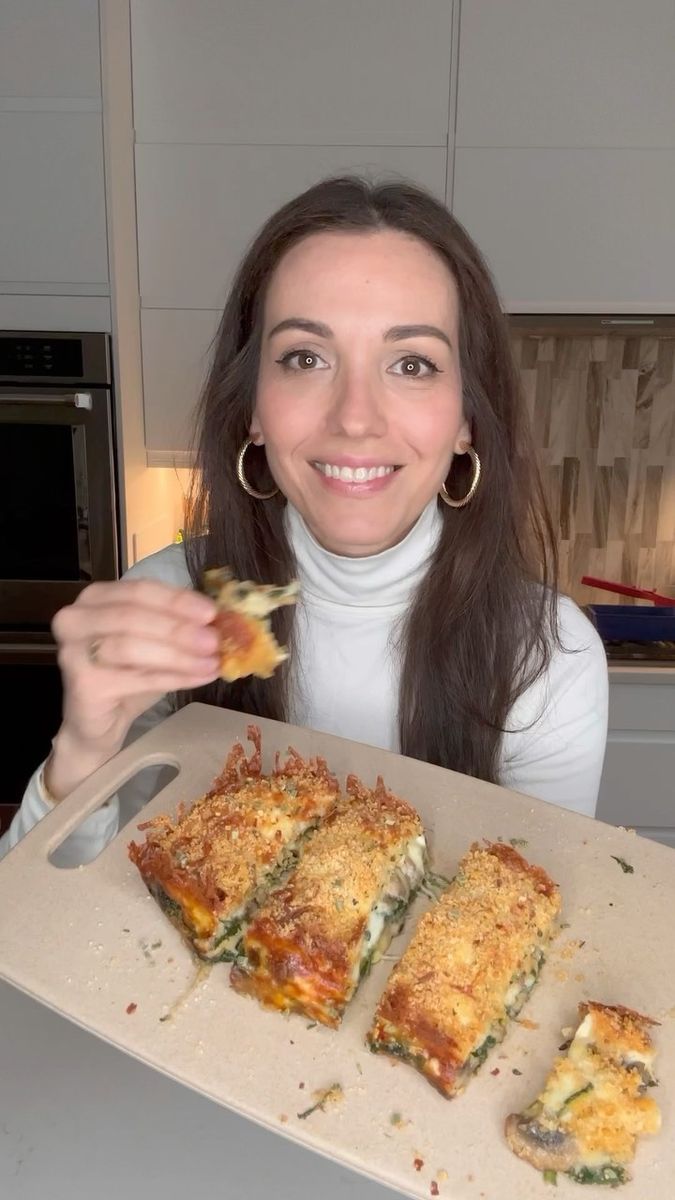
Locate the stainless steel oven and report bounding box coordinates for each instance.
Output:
[0,331,120,816]
[0,330,119,626]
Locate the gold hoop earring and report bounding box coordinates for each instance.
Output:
[439,445,481,509]
[236,437,279,500]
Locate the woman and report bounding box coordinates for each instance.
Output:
[1,176,608,866]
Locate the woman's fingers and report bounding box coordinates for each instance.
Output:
[53,597,220,659]
[46,579,222,797]
[67,632,219,676]
[68,665,221,700]
[73,578,217,623]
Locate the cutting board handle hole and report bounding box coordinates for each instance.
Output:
[47,762,180,869]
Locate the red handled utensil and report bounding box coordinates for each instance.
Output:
[581,575,674,606]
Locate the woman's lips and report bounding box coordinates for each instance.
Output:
[311,460,401,495]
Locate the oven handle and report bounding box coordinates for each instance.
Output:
[0,391,92,409]
[0,642,58,666]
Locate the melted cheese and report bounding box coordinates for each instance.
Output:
[353,834,428,981]
[509,1001,661,1177]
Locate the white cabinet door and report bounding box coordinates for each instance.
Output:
[0,112,108,286]
[133,0,456,455]
[136,144,448,310]
[453,0,675,311]
[452,148,675,313]
[597,678,675,848]
[141,309,221,462]
[456,0,675,149]
[0,0,100,98]
[131,0,453,146]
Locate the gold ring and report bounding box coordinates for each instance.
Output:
[87,638,103,665]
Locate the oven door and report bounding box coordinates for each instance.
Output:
[0,387,118,626]
[0,635,62,824]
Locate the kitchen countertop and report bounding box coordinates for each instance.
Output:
[0,980,399,1200]
[607,663,675,683]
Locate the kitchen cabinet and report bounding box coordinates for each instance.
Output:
[136,143,448,312]
[452,0,675,312]
[452,148,675,313]
[131,0,457,459]
[139,141,447,460]
[137,143,448,460]
[455,0,675,150]
[597,671,675,849]
[0,0,110,330]
[130,0,453,147]
[0,112,108,286]
[0,0,101,98]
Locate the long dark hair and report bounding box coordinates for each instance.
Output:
[182,176,558,783]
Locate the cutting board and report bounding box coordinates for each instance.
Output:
[0,703,672,1199]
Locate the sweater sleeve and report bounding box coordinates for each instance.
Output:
[499,597,609,817]
[0,543,192,865]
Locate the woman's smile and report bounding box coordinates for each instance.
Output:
[310,457,401,495]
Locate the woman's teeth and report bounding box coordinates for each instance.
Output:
[313,463,395,482]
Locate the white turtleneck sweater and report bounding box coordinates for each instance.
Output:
[0,503,608,866]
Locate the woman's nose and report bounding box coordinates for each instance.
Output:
[326,371,387,439]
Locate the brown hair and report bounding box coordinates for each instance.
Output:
[183,176,558,782]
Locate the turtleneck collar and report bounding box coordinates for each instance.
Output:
[285,500,443,609]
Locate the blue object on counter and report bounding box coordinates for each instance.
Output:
[589,604,675,641]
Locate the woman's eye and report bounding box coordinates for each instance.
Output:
[390,355,439,378]
[276,349,327,372]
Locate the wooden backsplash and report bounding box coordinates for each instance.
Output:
[510,329,675,607]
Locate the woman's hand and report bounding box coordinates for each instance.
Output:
[45,579,220,800]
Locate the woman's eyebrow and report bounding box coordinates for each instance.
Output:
[266,318,453,351]
[385,324,453,350]
[268,317,332,340]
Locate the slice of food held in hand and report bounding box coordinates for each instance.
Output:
[367,841,561,1097]
[128,725,339,961]
[505,1001,661,1187]
[203,567,299,682]
[230,774,428,1028]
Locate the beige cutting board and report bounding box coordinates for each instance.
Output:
[0,703,673,1199]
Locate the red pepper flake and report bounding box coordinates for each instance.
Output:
[431,1184,439,1197]
[126,1002,137,1015]
[490,1067,500,1076]
[414,1158,424,1172]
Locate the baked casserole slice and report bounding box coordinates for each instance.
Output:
[506,1000,661,1186]
[128,725,339,961]
[367,841,561,1096]
[203,567,298,682]
[230,774,427,1027]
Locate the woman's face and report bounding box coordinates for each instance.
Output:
[252,229,470,556]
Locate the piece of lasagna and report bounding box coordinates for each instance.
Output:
[505,1001,661,1186]
[367,841,561,1096]
[203,567,299,682]
[128,725,339,961]
[229,774,427,1027]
